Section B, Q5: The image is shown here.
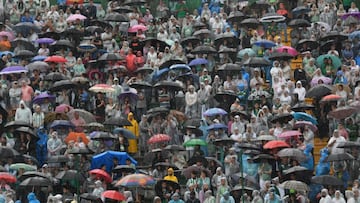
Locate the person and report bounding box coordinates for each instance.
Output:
[47,131,63,157]
[319,189,332,203]
[70,111,86,132]
[327,129,346,155]
[220,191,235,203]
[91,180,104,197]
[169,193,185,203]
[124,112,139,154]
[185,85,198,119]
[164,168,178,183]
[203,190,215,203]
[20,80,34,108]
[15,100,32,124]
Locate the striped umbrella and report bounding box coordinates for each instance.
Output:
[115,174,155,187]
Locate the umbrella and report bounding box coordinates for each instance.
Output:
[65,132,89,145]
[27,61,49,72]
[113,128,136,139]
[11,38,35,51]
[44,72,69,81]
[90,151,137,173]
[311,175,343,186]
[320,31,348,42]
[182,166,211,179]
[256,135,276,141]
[119,91,139,103]
[159,59,185,69]
[283,166,310,175]
[45,55,68,63]
[85,26,104,34]
[4,120,32,129]
[102,190,125,201]
[67,109,96,123]
[91,131,117,140]
[270,113,293,124]
[349,30,360,40]
[115,173,155,187]
[13,50,35,59]
[77,44,97,52]
[325,153,354,162]
[14,127,37,139]
[337,141,360,148]
[296,39,319,51]
[55,169,85,182]
[306,84,333,99]
[72,76,89,84]
[180,36,201,47]
[294,121,318,132]
[183,138,207,147]
[237,48,256,59]
[128,24,147,33]
[50,120,75,129]
[18,171,51,182]
[277,148,306,161]
[50,39,74,50]
[276,46,298,56]
[214,34,240,48]
[0,66,27,75]
[193,29,212,36]
[155,180,181,196]
[147,107,169,115]
[169,64,191,71]
[205,157,222,167]
[231,186,255,195]
[227,11,246,23]
[67,147,94,155]
[54,104,73,113]
[80,193,102,202]
[113,5,133,13]
[154,162,178,169]
[263,140,290,149]
[112,165,136,174]
[260,13,286,23]
[66,14,87,22]
[153,81,183,91]
[20,177,51,187]
[148,134,171,144]
[133,67,154,75]
[0,147,19,158]
[288,19,311,27]
[342,12,360,20]
[104,13,129,22]
[13,22,41,34]
[268,52,294,61]
[0,172,16,183]
[123,0,146,6]
[278,130,302,139]
[316,54,342,69]
[213,138,235,146]
[291,103,315,112]
[89,84,115,93]
[129,81,152,89]
[310,77,332,86]
[320,94,342,103]
[280,180,310,191]
[38,31,60,40]
[47,155,69,163]
[240,18,260,28]
[214,92,238,105]
[242,57,271,67]
[292,112,317,125]
[203,108,228,117]
[207,123,228,131]
[49,80,75,92]
[0,31,14,41]
[251,154,275,163]
[328,106,358,120]
[218,63,242,71]
[98,53,123,61]
[192,45,217,55]
[32,93,56,104]
[164,145,186,151]
[10,163,36,171]
[292,6,311,17]
[103,117,132,127]
[89,20,112,28]
[253,40,277,48]
[35,38,55,44]
[89,169,112,183]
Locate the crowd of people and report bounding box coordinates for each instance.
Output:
[0,0,358,202]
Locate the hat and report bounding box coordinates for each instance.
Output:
[95,180,102,185]
[42,164,48,168]
[234,115,240,119]
[216,167,222,171]
[296,81,302,84]
[254,68,260,72]
[114,77,119,81]
[168,168,174,172]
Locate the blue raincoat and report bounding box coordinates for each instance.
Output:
[27,193,40,203]
[315,147,330,176]
[36,128,48,166]
[300,144,314,171]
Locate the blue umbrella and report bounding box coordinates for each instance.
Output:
[0,66,27,75]
[32,93,56,104]
[78,44,97,52]
[31,55,47,62]
[113,128,136,139]
[292,112,318,125]
[207,123,228,131]
[253,40,277,48]
[35,38,55,44]
[50,120,75,129]
[152,68,169,81]
[169,64,191,71]
[203,107,228,117]
[237,48,256,59]
[90,151,137,173]
[188,58,208,66]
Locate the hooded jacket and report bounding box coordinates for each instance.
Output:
[15,100,32,124]
[27,193,40,203]
[124,112,139,153]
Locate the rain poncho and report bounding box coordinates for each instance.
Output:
[124,112,139,153]
[15,100,32,124]
[36,127,48,166]
[27,193,40,203]
[315,147,330,176]
[301,144,314,171]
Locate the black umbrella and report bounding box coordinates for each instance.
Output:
[288,19,311,28]
[184,118,203,128]
[104,117,132,127]
[91,131,117,140]
[231,110,250,120]
[20,176,52,187]
[154,162,179,170]
[182,166,211,179]
[164,145,186,151]
[27,61,50,72]
[44,72,69,81]
[18,171,51,182]
[141,37,167,50]
[227,11,246,23]
[38,31,60,40]
[19,155,39,166]
[242,57,271,67]
[153,81,183,91]
[305,84,333,99]
[11,38,35,51]
[251,154,275,163]
[47,155,69,163]
[129,81,152,89]
[0,147,19,158]
[218,47,237,54]
[214,92,238,108]
[291,103,315,112]
[50,39,74,50]
[337,141,360,148]
[133,67,154,74]
[89,20,112,28]
[4,120,32,129]
[147,107,169,115]
[292,6,310,16]
[193,29,212,36]
[159,59,186,69]
[80,193,103,202]
[218,63,242,71]
[319,40,342,53]
[14,127,37,138]
[268,52,294,61]
[296,39,319,51]
[49,80,76,92]
[104,13,129,22]
[325,153,354,162]
[205,156,222,167]
[213,139,235,146]
[55,169,85,183]
[319,31,348,42]
[270,113,293,124]
[283,166,310,175]
[122,0,146,6]
[112,165,136,174]
[113,5,133,13]
[13,22,41,34]
[85,26,104,35]
[311,175,343,186]
[63,28,84,38]
[192,45,217,55]
[13,50,35,59]
[67,147,94,155]
[193,21,207,29]
[240,18,260,28]
[187,156,208,167]
[180,36,201,47]
[98,53,124,61]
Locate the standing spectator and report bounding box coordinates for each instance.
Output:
[47,131,63,156]
[15,101,32,124]
[124,112,139,155]
[185,85,198,119]
[32,105,44,129]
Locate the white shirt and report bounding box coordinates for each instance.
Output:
[328,135,346,154]
[293,86,306,101]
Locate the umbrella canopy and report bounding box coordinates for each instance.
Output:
[103,117,132,127]
[148,134,171,144]
[256,135,276,141]
[14,127,37,139]
[213,138,235,146]
[310,76,332,86]
[65,132,89,145]
[90,151,137,173]
[27,61,50,72]
[320,94,342,103]
[164,145,186,151]
[50,120,75,129]
[89,84,115,93]
[270,113,293,124]
[242,57,271,67]
[32,93,56,104]
[292,6,311,16]
[305,84,333,99]
[292,112,318,125]
[291,103,315,112]
[13,22,41,34]
[115,173,155,187]
[294,121,318,132]
[328,106,358,120]
[0,147,19,158]
[280,180,310,191]
[283,166,310,175]
[251,154,275,163]
[311,175,343,186]
[50,39,74,50]
[90,131,117,140]
[207,123,228,131]
[66,14,87,22]
[11,38,35,51]
[113,128,136,139]
[44,55,67,63]
[0,172,16,183]
[4,120,32,129]
[153,81,183,91]
[237,48,257,59]
[268,52,294,61]
[44,72,69,81]
[55,169,85,182]
[277,148,306,162]
[102,190,126,201]
[128,24,147,32]
[296,39,319,51]
[192,45,217,55]
[13,50,35,59]
[183,138,207,147]
[337,141,360,148]
[218,63,243,72]
[49,80,75,92]
[67,109,96,123]
[227,11,246,23]
[240,18,260,28]
[188,58,208,66]
[276,46,298,56]
[288,19,311,27]
[104,13,129,22]
[260,13,286,23]
[10,163,37,171]
[18,171,51,182]
[98,53,123,61]
[193,28,212,36]
[263,140,290,149]
[35,38,55,44]
[129,81,152,89]
[112,165,136,174]
[316,54,342,70]
[89,169,112,183]
[119,91,139,103]
[0,66,27,75]
[203,108,228,117]
[182,166,212,179]
[253,40,277,48]
[20,177,51,187]
[54,104,73,113]
[325,153,354,162]
[278,130,302,139]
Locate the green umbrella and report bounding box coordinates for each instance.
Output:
[316,54,342,70]
[10,163,37,171]
[183,138,207,147]
[237,48,256,59]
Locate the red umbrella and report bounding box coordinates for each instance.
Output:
[0,172,16,183]
[263,140,290,149]
[278,130,302,139]
[89,169,112,183]
[102,190,126,201]
[320,94,342,103]
[45,55,68,63]
[148,134,171,144]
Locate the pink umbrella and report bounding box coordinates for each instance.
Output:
[278,130,302,138]
[276,46,298,56]
[128,24,148,32]
[311,76,332,86]
[0,31,14,41]
[55,104,74,113]
[293,121,318,132]
[66,14,87,22]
